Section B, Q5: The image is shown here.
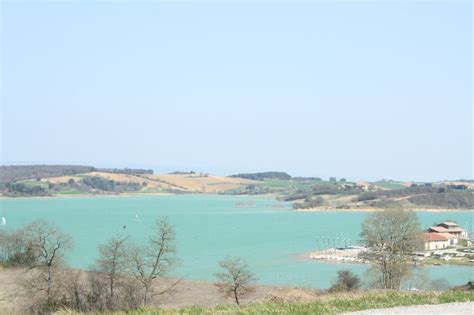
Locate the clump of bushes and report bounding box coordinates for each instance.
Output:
[0,228,37,267]
[230,172,292,181]
[293,196,324,209]
[5,182,48,196]
[81,176,141,192]
[329,270,361,292]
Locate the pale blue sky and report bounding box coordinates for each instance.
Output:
[1,1,472,181]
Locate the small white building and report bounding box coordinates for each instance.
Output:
[421,232,450,250]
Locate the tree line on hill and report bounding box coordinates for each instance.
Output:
[94,168,153,175]
[288,184,474,210]
[3,176,146,197]
[230,172,292,181]
[0,165,154,187]
[81,176,143,192]
[0,165,95,187]
[407,191,474,209]
[356,186,441,201]
[358,186,474,209]
[230,172,349,183]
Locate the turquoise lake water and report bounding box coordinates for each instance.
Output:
[1,195,473,288]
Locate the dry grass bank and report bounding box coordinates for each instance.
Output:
[0,268,321,314]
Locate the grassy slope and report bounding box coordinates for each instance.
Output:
[147,174,258,193]
[261,179,337,191]
[371,181,408,190]
[59,291,474,315]
[13,172,258,195]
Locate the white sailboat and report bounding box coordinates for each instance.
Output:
[1,217,6,226]
[131,213,141,222]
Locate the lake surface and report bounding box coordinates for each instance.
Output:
[1,195,473,288]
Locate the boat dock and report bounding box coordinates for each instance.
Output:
[308,246,369,264]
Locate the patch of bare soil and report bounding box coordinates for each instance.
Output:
[0,267,28,313]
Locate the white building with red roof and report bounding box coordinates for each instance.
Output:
[421,232,450,250]
[427,221,467,240]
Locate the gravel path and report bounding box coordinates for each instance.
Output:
[345,302,474,315]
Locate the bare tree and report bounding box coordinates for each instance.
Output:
[85,270,109,311]
[127,218,177,304]
[360,209,422,289]
[94,233,128,306]
[19,219,72,313]
[25,220,73,297]
[215,256,257,306]
[58,269,90,312]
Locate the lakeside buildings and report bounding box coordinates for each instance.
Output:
[422,221,467,250]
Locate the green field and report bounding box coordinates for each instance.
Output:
[17,180,50,189]
[261,179,346,191]
[58,290,474,315]
[372,181,408,190]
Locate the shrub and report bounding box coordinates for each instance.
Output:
[230,172,292,181]
[293,196,324,209]
[329,270,361,292]
[0,228,37,267]
[81,177,141,192]
[7,183,48,196]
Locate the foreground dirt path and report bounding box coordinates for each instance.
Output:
[345,302,474,315]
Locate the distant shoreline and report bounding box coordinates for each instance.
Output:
[2,167,472,211]
[1,194,472,212]
[0,192,172,200]
[0,192,280,201]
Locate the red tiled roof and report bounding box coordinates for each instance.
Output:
[421,232,448,242]
[437,232,457,239]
